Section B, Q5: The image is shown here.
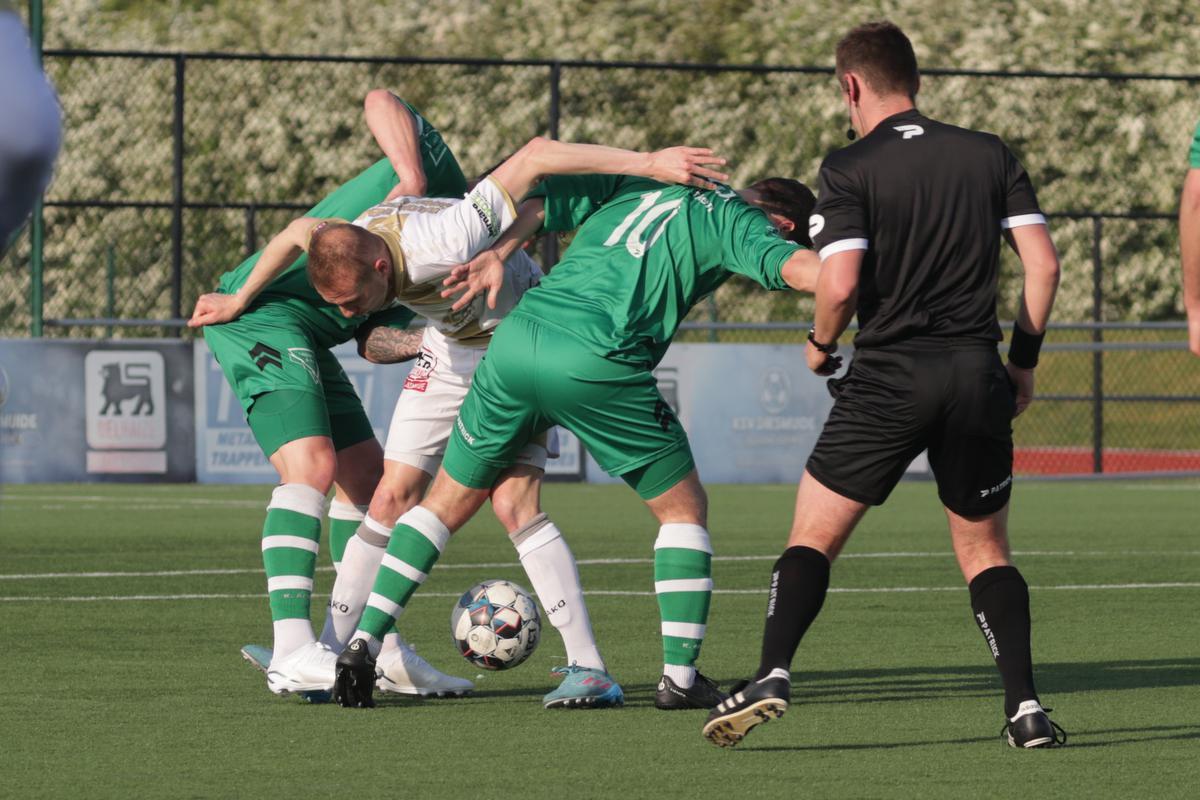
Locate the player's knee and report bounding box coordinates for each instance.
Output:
[369,479,424,525]
[490,486,541,533]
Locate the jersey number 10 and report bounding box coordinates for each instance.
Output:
[604,191,683,257]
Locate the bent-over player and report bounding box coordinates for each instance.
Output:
[221,129,733,701]
[329,171,821,710]
[190,94,476,699]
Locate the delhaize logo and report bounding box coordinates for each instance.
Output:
[84,350,167,473]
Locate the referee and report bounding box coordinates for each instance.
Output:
[703,21,1064,749]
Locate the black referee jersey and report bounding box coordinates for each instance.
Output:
[809,109,1044,349]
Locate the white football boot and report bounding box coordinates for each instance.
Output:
[266,641,337,695]
[375,638,474,697]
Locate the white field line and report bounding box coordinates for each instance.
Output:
[0,494,266,508]
[2,582,1199,603]
[2,549,1198,582]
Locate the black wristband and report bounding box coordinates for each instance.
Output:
[1007,324,1045,369]
[807,327,837,354]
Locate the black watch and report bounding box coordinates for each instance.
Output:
[807,327,837,354]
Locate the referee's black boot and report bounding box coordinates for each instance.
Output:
[1003,700,1067,748]
[701,669,790,747]
[333,638,377,709]
[654,670,727,710]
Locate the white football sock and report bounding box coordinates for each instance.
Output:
[317,515,391,650]
[511,514,605,672]
[663,664,696,688]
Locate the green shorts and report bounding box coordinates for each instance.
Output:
[443,314,695,499]
[204,306,374,457]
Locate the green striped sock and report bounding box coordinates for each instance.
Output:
[261,484,326,624]
[354,505,450,649]
[654,524,713,675]
[327,499,368,568]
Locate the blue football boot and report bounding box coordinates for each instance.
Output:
[542,664,625,709]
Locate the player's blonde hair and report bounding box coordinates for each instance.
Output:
[307,222,382,290]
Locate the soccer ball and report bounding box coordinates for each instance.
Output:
[450,579,541,670]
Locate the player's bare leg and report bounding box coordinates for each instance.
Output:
[947,504,1063,747]
[494,465,619,708]
[704,470,866,746]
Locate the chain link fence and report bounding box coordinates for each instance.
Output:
[2,51,1198,474]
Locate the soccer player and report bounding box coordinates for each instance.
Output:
[189,93,478,698]
[216,123,731,701]
[1180,117,1200,357]
[328,169,821,711]
[702,21,1065,749]
[0,0,61,255]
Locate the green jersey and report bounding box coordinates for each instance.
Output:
[517,174,804,367]
[1190,119,1200,168]
[215,101,467,349]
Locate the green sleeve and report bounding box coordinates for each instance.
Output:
[721,201,805,290]
[360,303,416,332]
[527,174,624,231]
[1190,119,1200,169]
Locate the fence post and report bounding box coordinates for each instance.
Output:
[171,54,186,333]
[542,62,561,270]
[29,0,46,337]
[106,245,115,339]
[1091,215,1104,474]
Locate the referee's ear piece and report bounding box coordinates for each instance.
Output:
[844,75,858,141]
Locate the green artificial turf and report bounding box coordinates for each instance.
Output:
[1,481,1198,799]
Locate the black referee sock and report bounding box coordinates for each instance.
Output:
[754,545,831,681]
[969,565,1039,718]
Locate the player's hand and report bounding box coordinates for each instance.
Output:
[646,147,729,190]
[441,249,506,311]
[806,340,843,376]
[386,173,427,201]
[187,292,245,328]
[1006,362,1035,417]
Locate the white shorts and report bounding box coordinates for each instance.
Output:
[384,326,559,476]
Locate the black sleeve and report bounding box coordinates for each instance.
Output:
[809,156,868,259]
[1000,144,1044,229]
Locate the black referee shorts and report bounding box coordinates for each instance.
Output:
[806,341,1016,517]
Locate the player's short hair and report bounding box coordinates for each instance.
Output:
[835,21,920,99]
[746,177,817,247]
[307,222,379,290]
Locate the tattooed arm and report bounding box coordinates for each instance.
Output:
[356,322,425,364]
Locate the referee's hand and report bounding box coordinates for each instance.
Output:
[1006,362,1035,417]
[806,341,843,376]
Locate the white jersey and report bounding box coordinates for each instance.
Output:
[348,176,535,347]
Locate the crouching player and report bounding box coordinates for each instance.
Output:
[330,172,821,711]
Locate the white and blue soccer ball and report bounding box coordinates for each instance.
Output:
[451,579,541,670]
